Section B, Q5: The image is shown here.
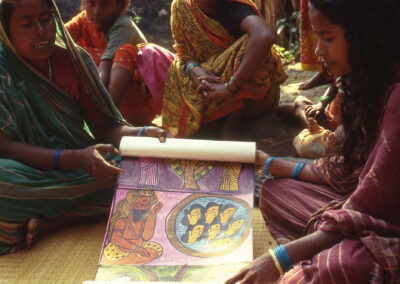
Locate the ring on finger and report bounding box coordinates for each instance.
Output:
[200,79,206,84]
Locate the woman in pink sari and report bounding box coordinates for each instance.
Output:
[226,0,400,283]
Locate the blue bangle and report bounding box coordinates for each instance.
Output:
[185,62,200,76]
[262,156,276,176]
[291,162,306,180]
[54,149,63,170]
[137,126,149,137]
[273,244,294,273]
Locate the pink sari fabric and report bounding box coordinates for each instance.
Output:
[137,44,176,114]
[261,83,400,283]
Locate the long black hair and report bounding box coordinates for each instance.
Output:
[309,0,400,176]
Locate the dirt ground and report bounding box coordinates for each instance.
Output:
[154,63,328,157]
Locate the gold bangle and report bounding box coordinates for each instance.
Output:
[268,248,284,276]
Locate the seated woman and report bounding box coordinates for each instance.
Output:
[66,0,175,126]
[162,0,288,138]
[0,0,168,255]
[298,0,331,91]
[226,0,400,282]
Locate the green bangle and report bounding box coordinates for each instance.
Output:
[318,95,331,102]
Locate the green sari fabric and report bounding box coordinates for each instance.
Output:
[0,0,127,254]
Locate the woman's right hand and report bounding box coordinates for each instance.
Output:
[77,144,123,182]
[189,66,221,96]
[304,103,325,121]
[225,253,281,284]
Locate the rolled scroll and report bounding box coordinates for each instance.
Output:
[120,137,256,163]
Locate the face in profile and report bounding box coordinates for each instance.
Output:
[309,5,352,77]
[189,207,202,225]
[207,223,221,240]
[84,0,122,31]
[8,0,56,66]
[221,207,235,223]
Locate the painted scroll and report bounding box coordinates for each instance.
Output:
[95,139,255,283]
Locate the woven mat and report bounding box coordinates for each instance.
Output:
[0,208,274,284]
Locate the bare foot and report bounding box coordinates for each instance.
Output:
[299,72,330,90]
[26,215,78,248]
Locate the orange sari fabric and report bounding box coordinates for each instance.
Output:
[66,11,107,66]
[66,10,157,126]
[162,0,287,137]
[300,0,321,72]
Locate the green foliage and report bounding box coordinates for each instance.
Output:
[275,11,301,65]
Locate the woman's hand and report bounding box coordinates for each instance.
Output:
[255,150,270,171]
[140,126,172,142]
[77,144,123,182]
[202,82,231,104]
[304,102,325,121]
[225,253,281,284]
[189,66,221,96]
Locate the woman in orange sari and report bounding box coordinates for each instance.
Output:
[66,0,175,126]
[163,0,287,138]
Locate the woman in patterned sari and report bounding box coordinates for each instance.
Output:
[162,0,287,138]
[66,0,175,126]
[0,0,168,255]
[226,0,400,282]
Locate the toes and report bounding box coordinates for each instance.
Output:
[27,218,38,232]
[26,231,37,248]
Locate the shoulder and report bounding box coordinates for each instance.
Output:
[113,14,133,27]
[171,0,189,11]
[385,83,400,111]
[66,10,88,26]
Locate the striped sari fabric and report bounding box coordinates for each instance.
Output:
[260,84,400,283]
[0,0,126,255]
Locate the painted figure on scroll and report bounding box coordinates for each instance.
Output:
[226,0,400,283]
[66,0,175,126]
[0,0,169,255]
[162,0,288,138]
[104,190,163,264]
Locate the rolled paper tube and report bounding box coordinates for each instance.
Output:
[120,137,257,163]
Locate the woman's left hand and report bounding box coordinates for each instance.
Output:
[255,150,270,171]
[225,253,281,284]
[202,82,231,104]
[141,126,172,142]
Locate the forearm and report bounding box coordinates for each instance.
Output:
[235,35,273,82]
[99,59,113,87]
[100,125,142,147]
[267,159,322,184]
[235,16,275,82]
[285,230,344,265]
[1,140,82,171]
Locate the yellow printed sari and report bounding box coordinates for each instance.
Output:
[162,0,287,137]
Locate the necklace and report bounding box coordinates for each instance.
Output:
[48,58,52,81]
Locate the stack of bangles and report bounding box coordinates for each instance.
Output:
[263,156,306,180]
[268,244,294,276]
[185,62,200,76]
[224,73,244,95]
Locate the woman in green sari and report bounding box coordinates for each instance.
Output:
[0,0,168,255]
